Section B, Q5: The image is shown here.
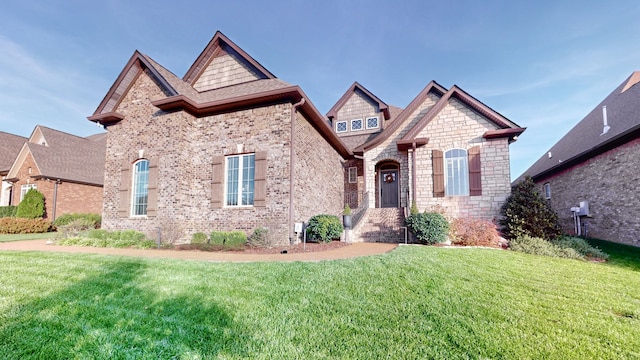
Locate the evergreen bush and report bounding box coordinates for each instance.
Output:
[53,213,101,229]
[499,176,561,240]
[405,211,449,244]
[306,214,343,243]
[0,206,17,218]
[210,231,247,250]
[0,217,52,234]
[191,232,208,244]
[15,188,45,219]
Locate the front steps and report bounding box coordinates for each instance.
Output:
[348,208,407,243]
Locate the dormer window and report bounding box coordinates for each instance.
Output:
[366,116,379,129]
[336,121,347,133]
[351,119,363,131]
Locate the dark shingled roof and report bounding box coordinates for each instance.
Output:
[26,126,106,186]
[518,71,640,183]
[0,131,27,174]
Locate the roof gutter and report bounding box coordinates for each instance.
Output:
[289,97,305,244]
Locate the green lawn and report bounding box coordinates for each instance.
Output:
[0,245,638,359]
[0,232,57,242]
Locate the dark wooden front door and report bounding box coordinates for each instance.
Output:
[380,170,399,208]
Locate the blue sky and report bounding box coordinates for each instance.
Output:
[1,1,639,180]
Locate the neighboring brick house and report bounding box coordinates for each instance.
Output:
[518,72,640,246]
[0,131,27,206]
[4,126,106,219]
[329,81,525,230]
[88,32,351,244]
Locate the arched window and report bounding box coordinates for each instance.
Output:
[445,149,469,196]
[131,159,149,216]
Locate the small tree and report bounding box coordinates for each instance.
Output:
[499,176,561,239]
[16,188,45,219]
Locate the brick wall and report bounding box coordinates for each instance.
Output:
[293,111,344,233]
[414,98,511,221]
[103,69,343,245]
[11,152,102,219]
[536,137,640,246]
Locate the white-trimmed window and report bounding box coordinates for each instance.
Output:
[336,121,347,133]
[131,159,149,216]
[226,154,255,206]
[544,183,551,199]
[366,116,379,129]
[351,119,363,131]
[348,167,357,183]
[20,184,37,201]
[445,149,469,196]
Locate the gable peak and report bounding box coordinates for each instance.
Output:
[183,31,276,89]
[621,71,640,93]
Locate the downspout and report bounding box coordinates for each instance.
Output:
[411,143,417,204]
[289,97,305,244]
[52,179,60,221]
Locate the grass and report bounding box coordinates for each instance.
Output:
[586,237,640,271]
[0,246,639,359]
[0,232,57,242]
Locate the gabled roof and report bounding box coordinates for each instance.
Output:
[8,126,106,186]
[88,31,352,159]
[326,82,391,120]
[0,131,27,175]
[400,85,524,144]
[519,71,640,182]
[354,81,448,153]
[183,31,275,85]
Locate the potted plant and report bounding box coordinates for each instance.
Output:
[343,204,352,229]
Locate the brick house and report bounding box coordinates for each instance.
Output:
[0,131,27,206]
[89,31,524,244]
[88,32,350,244]
[518,72,640,246]
[329,82,525,241]
[4,126,106,219]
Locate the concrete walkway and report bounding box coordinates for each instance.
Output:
[0,239,398,262]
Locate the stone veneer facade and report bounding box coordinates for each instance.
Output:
[413,98,511,221]
[536,137,640,246]
[102,69,343,244]
[363,92,442,209]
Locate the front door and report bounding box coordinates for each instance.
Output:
[380,170,399,208]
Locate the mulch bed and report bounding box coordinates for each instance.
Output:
[174,240,349,254]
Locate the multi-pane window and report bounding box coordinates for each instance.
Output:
[336,121,347,133]
[20,184,37,201]
[544,183,551,199]
[226,154,255,206]
[351,119,363,131]
[366,116,379,129]
[348,167,357,183]
[445,149,469,196]
[131,159,149,216]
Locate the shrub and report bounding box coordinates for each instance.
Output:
[249,227,272,248]
[0,206,17,218]
[56,229,152,248]
[410,201,419,215]
[53,213,101,229]
[210,231,247,250]
[306,214,343,243]
[450,218,500,247]
[343,204,352,215]
[405,212,449,245]
[509,235,583,260]
[500,176,561,240]
[57,219,95,238]
[553,236,609,260]
[15,188,45,219]
[191,232,208,244]
[0,217,53,234]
